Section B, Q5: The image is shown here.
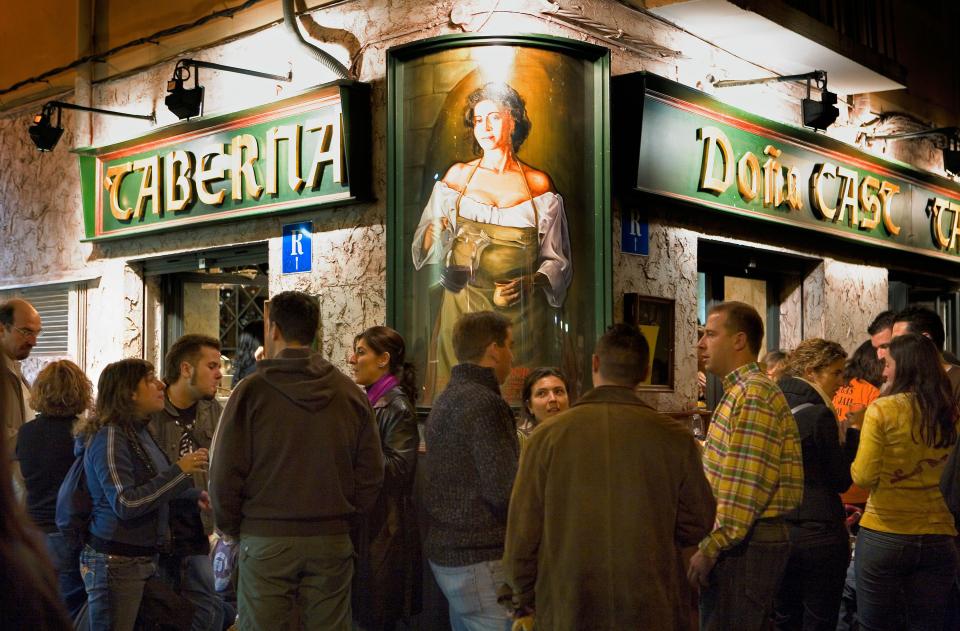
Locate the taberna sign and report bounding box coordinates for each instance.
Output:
[613,73,960,262]
[76,81,370,241]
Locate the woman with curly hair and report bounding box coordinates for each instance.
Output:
[773,338,856,631]
[77,358,209,631]
[851,333,959,630]
[15,360,92,619]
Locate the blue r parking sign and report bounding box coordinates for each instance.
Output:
[282,221,313,274]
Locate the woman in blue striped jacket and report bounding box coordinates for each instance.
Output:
[76,358,208,631]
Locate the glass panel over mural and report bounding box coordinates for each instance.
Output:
[390,37,608,405]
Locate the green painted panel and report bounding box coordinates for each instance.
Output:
[77,81,370,242]
[621,74,960,262]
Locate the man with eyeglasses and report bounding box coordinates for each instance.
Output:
[1,298,42,498]
[1,298,42,439]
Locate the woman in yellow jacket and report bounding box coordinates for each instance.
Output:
[851,332,959,631]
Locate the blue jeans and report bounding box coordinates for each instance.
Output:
[429,560,511,631]
[80,545,157,631]
[45,531,87,621]
[855,527,958,631]
[159,552,224,631]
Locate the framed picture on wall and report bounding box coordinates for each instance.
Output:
[623,293,675,391]
[387,34,611,406]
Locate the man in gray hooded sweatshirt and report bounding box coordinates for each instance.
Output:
[210,291,384,631]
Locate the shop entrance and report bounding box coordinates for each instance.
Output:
[889,270,960,359]
[697,240,818,408]
[144,243,268,397]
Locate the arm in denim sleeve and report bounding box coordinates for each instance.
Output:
[91,426,191,521]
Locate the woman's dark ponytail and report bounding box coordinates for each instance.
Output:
[399,361,419,405]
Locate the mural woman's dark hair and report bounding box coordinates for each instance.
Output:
[464,82,532,154]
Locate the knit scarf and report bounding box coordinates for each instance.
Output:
[366,373,398,405]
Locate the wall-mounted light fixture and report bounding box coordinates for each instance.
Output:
[28,101,155,152]
[165,59,293,120]
[711,70,839,131]
[863,127,960,175]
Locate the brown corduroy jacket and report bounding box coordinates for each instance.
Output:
[503,386,716,631]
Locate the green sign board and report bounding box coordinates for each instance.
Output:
[614,73,960,262]
[77,81,369,241]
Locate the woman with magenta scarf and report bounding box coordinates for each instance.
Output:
[349,326,422,630]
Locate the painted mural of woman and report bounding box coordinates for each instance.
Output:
[411,82,573,397]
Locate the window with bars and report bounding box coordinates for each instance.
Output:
[219,283,266,355]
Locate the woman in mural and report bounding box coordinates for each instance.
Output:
[411,82,573,396]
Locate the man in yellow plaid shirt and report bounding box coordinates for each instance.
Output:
[688,301,803,631]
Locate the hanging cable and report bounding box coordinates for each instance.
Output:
[0,0,265,98]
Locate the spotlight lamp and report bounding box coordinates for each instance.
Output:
[29,103,64,152]
[28,101,155,152]
[165,59,293,120]
[711,70,840,131]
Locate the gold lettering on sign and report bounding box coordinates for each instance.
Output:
[697,127,733,194]
[737,152,759,202]
[306,114,344,187]
[133,155,161,219]
[266,125,305,195]
[930,198,960,250]
[879,181,901,235]
[785,166,803,211]
[836,166,859,226]
[231,134,263,201]
[811,163,838,220]
[762,145,784,208]
[196,144,226,205]
[165,151,195,213]
[104,162,134,221]
[858,176,881,231]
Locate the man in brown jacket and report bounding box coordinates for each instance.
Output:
[503,323,716,630]
[210,291,384,631]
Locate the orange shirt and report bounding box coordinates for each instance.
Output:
[833,378,880,505]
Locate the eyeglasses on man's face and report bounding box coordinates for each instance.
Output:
[12,325,42,339]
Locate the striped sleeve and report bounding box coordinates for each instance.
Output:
[91,426,191,520]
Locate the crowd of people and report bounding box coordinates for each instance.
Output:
[2,292,960,631]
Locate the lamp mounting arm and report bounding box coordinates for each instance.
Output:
[179,59,292,83]
[864,126,959,144]
[47,100,155,123]
[713,70,827,90]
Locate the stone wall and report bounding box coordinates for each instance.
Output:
[0,0,936,392]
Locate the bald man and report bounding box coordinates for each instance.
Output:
[0,298,41,440]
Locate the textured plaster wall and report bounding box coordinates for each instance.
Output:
[821,261,888,353]
[613,204,699,411]
[0,0,930,388]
